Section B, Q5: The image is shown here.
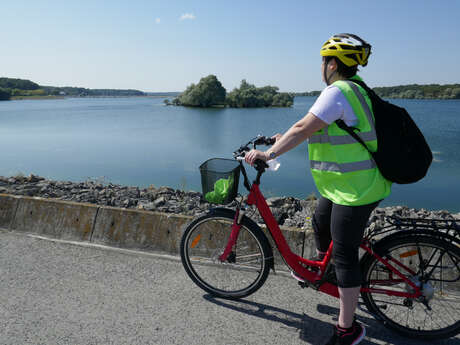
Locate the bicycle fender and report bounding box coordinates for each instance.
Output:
[375,229,459,248]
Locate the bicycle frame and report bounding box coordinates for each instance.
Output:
[219,181,423,300]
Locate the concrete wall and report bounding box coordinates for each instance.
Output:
[0,194,316,263]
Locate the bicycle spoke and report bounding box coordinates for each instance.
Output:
[424,247,447,281]
[361,234,460,339]
[370,298,408,307]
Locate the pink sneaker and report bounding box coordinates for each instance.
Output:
[325,321,366,345]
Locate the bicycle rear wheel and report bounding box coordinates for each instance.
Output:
[361,232,460,339]
[180,209,273,299]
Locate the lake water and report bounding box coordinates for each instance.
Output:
[0,96,459,212]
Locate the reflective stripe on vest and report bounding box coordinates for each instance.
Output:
[310,159,376,173]
[308,81,377,145]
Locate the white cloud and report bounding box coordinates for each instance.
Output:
[155,18,161,24]
[180,13,195,21]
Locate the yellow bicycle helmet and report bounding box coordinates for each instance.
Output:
[320,33,371,67]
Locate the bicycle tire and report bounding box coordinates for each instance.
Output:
[180,208,273,299]
[360,232,460,339]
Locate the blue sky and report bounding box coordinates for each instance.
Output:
[2,1,460,92]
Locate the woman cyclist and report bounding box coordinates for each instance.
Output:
[245,33,392,345]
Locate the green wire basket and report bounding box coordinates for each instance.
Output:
[199,158,240,204]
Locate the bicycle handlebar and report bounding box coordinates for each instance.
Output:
[233,135,275,159]
[254,136,276,146]
[233,135,276,184]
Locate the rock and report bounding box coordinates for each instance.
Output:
[153,197,166,207]
[138,202,155,211]
[23,186,40,196]
[266,197,284,207]
[27,174,43,183]
[157,186,174,195]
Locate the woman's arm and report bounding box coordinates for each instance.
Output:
[245,112,328,165]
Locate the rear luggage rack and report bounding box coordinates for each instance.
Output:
[365,215,460,241]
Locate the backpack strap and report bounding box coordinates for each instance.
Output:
[336,119,368,148]
[335,80,377,160]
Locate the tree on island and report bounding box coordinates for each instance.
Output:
[226,80,293,107]
[174,75,226,107]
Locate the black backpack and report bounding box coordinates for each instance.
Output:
[335,79,433,184]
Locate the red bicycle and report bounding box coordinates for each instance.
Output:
[180,136,460,340]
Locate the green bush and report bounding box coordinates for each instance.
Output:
[226,80,293,108]
[176,75,226,107]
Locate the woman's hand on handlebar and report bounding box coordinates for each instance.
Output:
[244,133,281,165]
[245,149,268,166]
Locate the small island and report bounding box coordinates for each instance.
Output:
[168,75,294,108]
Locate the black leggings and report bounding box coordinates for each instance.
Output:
[312,197,380,288]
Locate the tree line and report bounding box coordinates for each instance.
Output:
[168,75,294,108]
[41,86,145,97]
[0,77,145,100]
[0,77,41,100]
[372,84,460,99]
[295,91,321,97]
[297,84,460,99]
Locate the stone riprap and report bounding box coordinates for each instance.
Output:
[1,174,459,230]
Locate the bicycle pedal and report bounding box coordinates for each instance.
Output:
[291,271,306,283]
[298,281,308,289]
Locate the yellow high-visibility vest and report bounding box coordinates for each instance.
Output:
[308,76,392,206]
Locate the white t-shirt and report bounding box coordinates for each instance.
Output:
[309,85,358,126]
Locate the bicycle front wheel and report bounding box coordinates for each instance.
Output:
[361,233,460,339]
[180,209,272,299]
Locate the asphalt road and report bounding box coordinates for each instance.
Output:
[1,230,459,345]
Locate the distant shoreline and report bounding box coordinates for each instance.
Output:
[298,83,460,100]
[11,95,66,100]
[12,93,459,102]
[10,95,172,101]
[2,77,459,101]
